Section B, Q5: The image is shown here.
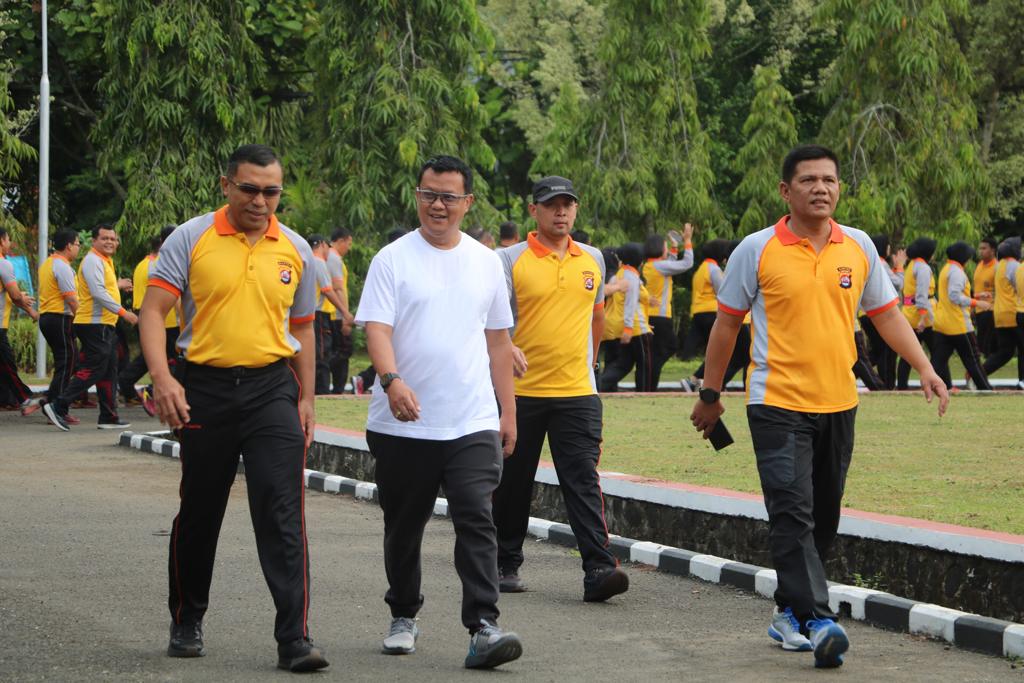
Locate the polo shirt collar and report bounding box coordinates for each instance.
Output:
[622,264,639,275]
[773,215,844,246]
[526,231,582,258]
[214,205,280,240]
[53,254,69,263]
[90,248,112,263]
[947,259,964,269]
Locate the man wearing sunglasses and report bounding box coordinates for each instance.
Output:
[356,155,523,669]
[139,144,327,673]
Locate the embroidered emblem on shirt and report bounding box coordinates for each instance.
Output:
[837,266,852,289]
[280,268,292,284]
[583,270,595,291]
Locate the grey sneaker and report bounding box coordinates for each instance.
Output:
[465,621,522,669]
[498,568,526,593]
[382,616,418,654]
[768,607,812,651]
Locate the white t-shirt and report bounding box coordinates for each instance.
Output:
[355,229,513,440]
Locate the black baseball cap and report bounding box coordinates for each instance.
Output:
[532,176,579,204]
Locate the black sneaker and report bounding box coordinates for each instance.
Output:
[42,402,70,432]
[277,637,329,672]
[167,621,205,657]
[97,418,132,430]
[583,566,629,602]
[498,568,526,593]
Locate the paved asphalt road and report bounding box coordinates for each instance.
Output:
[1,407,1021,681]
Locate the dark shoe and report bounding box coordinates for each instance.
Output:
[167,622,205,658]
[277,638,329,672]
[498,568,526,593]
[583,566,629,602]
[42,402,70,432]
[465,621,522,669]
[97,418,132,429]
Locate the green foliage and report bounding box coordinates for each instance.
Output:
[734,65,797,234]
[0,7,37,233]
[818,0,989,243]
[307,0,498,239]
[535,0,719,240]
[6,316,50,372]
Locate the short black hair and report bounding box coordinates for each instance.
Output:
[92,223,115,238]
[905,237,937,262]
[601,248,620,282]
[782,144,839,183]
[306,234,328,249]
[980,236,999,250]
[643,234,666,259]
[149,235,163,252]
[499,221,518,241]
[385,228,407,244]
[331,227,352,242]
[226,144,280,178]
[701,238,733,264]
[418,155,473,194]
[52,229,79,251]
[571,229,590,245]
[870,234,890,259]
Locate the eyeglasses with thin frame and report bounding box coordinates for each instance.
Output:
[415,188,470,207]
[227,178,284,198]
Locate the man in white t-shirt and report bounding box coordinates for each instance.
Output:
[355,155,523,670]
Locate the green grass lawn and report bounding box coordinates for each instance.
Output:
[315,392,1024,536]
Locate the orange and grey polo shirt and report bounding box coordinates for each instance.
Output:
[901,258,935,328]
[326,248,346,319]
[148,206,316,368]
[133,255,178,328]
[602,272,625,341]
[498,232,605,397]
[934,261,975,336]
[643,244,694,318]
[993,258,1019,328]
[38,254,78,316]
[75,248,126,326]
[716,216,898,413]
[0,255,16,328]
[973,258,996,300]
[313,255,334,313]
[690,259,724,315]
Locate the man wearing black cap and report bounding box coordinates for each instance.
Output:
[493,176,628,602]
[308,235,347,394]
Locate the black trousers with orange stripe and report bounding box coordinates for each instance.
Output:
[493,395,615,575]
[53,324,119,422]
[168,359,311,645]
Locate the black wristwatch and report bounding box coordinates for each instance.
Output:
[699,387,721,404]
[380,372,401,392]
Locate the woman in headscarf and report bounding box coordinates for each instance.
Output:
[896,237,936,389]
[931,241,993,390]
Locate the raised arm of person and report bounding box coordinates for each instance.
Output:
[869,306,947,415]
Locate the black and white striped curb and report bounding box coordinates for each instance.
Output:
[119,430,1024,660]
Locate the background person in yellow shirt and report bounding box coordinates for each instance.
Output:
[896,236,936,390]
[34,229,81,413]
[599,242,654,392]
[931,241,993,390]
[643,224,694,389]
[982,236,1021,384]
[972,236,998,357]
[690,145,946,670]
[681,239,733,391]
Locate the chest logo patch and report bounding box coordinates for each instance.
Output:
[837,266,852,289]
[280,268,292,284]
[582,270,595,291]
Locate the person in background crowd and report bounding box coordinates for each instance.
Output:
[43,224,137,430]
[570,229,590,245]
[29,229,81,418]
[973,236,999,357]
[643,224,694,389]
[1015,246,1024,390]
[327,228,355,394]
[859,235,905,389]
[493,175,628,603]
[680,239,733,391]
[0,227,39,410]
[931,241,993,391]
[352,227,407,395]
[498,221,520,248]
[896,237,937,390]
[308,235,348,395]
[599,242,653,392]
[982,237,1021,386]
[467,225,496,249]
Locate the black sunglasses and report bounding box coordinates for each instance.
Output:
[228,178,284,198]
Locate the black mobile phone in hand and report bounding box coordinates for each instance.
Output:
[708,419,734,451]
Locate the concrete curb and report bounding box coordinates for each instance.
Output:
[118,430,1024,661]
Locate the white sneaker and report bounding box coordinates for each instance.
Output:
[382,617,418,654]
[679,379,694,392]
[768,607,812,652]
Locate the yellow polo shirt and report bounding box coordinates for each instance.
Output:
[38,254,78,316]
[717,216,898,412]
[973,258,996,299]
[690,259,722,315]
[149,206,317,368]
[993,258,1019,328]
[498,232,606,397]
[133,255,177,328]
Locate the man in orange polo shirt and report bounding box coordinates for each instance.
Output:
[139,144,327,672]
[492,176,628,602]
[690,145,947,670]
[973,236,998,357]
